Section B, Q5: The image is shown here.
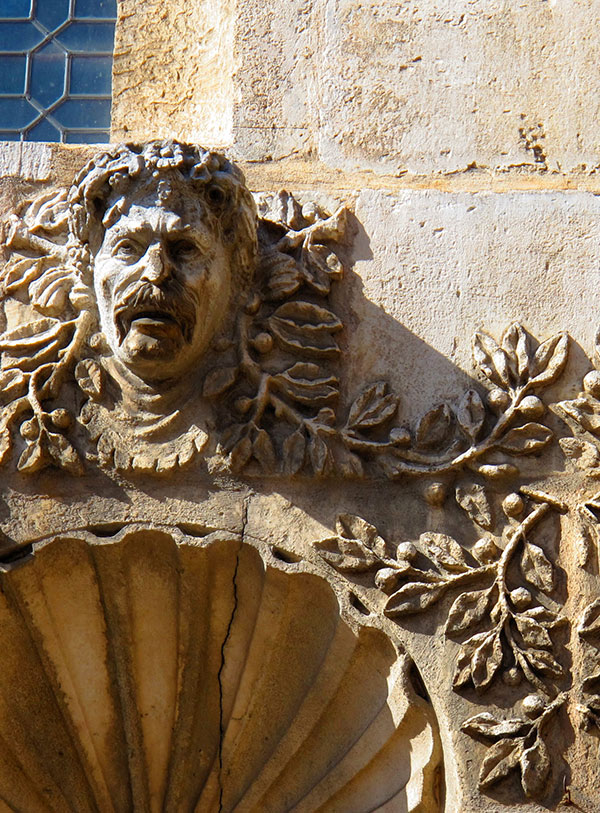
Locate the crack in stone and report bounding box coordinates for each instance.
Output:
[217,496,249,812]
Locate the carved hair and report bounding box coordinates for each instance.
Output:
[66,140,258,291]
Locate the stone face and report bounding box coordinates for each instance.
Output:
[4,2,600,806]
[0,143,591,810]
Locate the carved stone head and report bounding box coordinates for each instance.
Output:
[68,141,258,383]
[0,146,349,476]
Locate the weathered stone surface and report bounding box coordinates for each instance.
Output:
[111,0,600,175]
[3,136,600,810]
[0,526,441,811]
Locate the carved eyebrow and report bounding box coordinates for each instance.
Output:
[105,222,153,243]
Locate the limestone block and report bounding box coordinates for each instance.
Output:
[111,1,600,174]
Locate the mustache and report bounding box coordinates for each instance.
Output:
[113,279,198,344]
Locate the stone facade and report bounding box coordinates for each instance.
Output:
[2,2,600,811]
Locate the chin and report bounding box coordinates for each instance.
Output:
[119,332,188,381]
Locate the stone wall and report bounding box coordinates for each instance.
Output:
[0,1,600,811]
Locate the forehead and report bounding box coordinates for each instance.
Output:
[103,185,213,240]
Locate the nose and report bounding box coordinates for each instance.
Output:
[140,242,173,285]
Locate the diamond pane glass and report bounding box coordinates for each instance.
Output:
[0,98,37,128]
[75,0,117,18]
[0,22,42,50]
[0,2,115,142]
[30,43,66,107]
[0,1,31,18]
[26,118,61,141]
[70,55,112,95]
[0,56,26,93]
[65,129,109,143]
[35,0,70,32]
[57,22,115,52]
[53,98,111,128]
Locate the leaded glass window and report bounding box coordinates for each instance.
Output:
[0,0,116,143]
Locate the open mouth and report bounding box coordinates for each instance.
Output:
[116,308,182,342]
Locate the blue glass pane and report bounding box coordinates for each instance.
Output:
[30,43,66,106]
[56,22,114,52]
[69,55,111,95]
[0,21,43,50]
[65,129,109,143]
[0,132,21,140]
[52,97,110,127]
[25,117,60,141]
[0,98,37,127]
[0,55,26,93]
[0,0,31,18]
[74,0,116,18]
[35,0,69,32]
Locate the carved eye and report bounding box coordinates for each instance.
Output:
[169,239,199,260]
[206,184,227,207]
[113,239,142,261]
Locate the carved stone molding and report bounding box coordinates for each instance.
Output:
[0,525,442,812]
[5,140,600,809]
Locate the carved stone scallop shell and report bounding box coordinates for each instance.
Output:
[0,525,442,812]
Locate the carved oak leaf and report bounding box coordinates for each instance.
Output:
[0,318,74,372]
[314,537,380,573]
[520,740,550,799]
[75,359,104,401]
[282,428,306,475]
[520,540,554,593]
[453,630,503,691]
[514,615,553,649]
[0,256,44,296]
[463,695,564,800]
[419,531,468,572]
[502,323,530,385]
[520,648,563,680]
[579,598,600,638]
[308,432,334,476]
[314,514,389,572]
[528,332,568,388]
[415,403,453,449]
[302,244,343,295]
[346,381,398,430]
[471,629,504,690]
[473,331,512,389]
[202,365,238,398]
[18,429,82,475]
[455,482,493,530]
[558,394,600,436]
[262,251,303,300]
[0,369,26,403]
[252,429,276,470]
[336,513,389,558]
[269,301,342,358]
[29,267,74,317]
[479,738,525,790]
[384,581,446,617]
[274,362,339,407]
[461,713,529,739]
[445,587,495,636]
[498,423,553,455]
[456,388,485,441]
[229,434,253,472]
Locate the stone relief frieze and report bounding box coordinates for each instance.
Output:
[5,139,600,809]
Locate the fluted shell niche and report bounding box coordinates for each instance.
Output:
[0,526,442,813]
